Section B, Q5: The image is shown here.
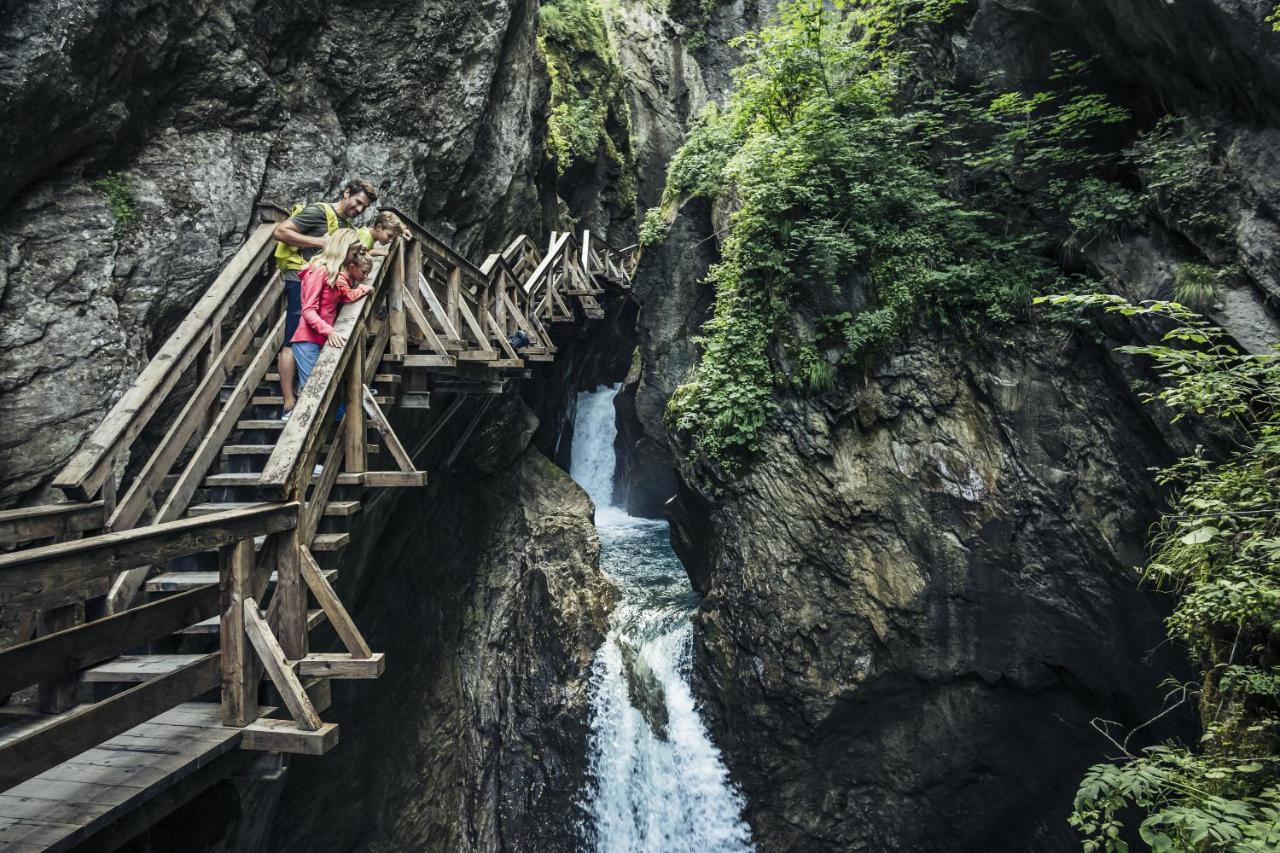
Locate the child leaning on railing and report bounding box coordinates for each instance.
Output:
[288,229,373,411]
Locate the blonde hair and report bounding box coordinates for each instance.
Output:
[304,228,366,286]
[373,210,409,239]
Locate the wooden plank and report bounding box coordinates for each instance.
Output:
[0,504,297,607]
[389,240,408,356]
[344,338,367,474]
[109,277,280,532]
[271,528,307,663]
[106,320,284,613]
[0,655,220,791]
[486,309,521,361]
[499,289,549,348]
[362,471,428,488]
[0,586,218,699]
[401,353,457,368]
[299,547,371,658]
[0,503,103,550]
[401,282,450,354]
[53,223,279,501]
[240,599,320,731]
[294,652,384,679]
[238,718,337,756]
[521,232,570,296]
[81,655,211,684]
[301,416,347,546]
[362,386,415,472]
[455,296,495,353]
[220,540,255,727]
[36,604,79,713]
[418,272,462,341]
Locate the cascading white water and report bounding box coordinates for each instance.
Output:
[571,384,754,853]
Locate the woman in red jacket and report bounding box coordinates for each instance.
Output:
[288,229,373,412]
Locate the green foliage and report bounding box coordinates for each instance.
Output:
[1269,5,1280,31]
[639,206,670,246]
[662,0,1128,473]
[1038,294,1280,852]
[1173,262,1219,313]
[92,172,137,234]
[1128,117,1234,244]
[538,0,633,178]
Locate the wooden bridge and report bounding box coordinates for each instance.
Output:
[0,206,633,851]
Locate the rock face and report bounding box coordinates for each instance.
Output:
[681,332,1192,851]
[0,0,550,506]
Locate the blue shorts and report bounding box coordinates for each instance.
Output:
[283,275,302,349]
[291,341,322,391]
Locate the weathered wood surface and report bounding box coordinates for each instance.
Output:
[54,223,279,502]
[0,504,104,550]
[241,599,321,731]
[0,504,297,606]
[219,540,255,727]
[300,547,371,658]
[0,655,220,791]
[0,703,243,852]
[0,587,218,699]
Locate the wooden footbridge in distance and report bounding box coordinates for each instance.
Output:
[0,205,634,851]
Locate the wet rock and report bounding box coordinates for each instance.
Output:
[618,638,670,741]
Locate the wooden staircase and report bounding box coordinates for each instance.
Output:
[0,204,635,851]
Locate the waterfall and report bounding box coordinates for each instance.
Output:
[571,384,754,853]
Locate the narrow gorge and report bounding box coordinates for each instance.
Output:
[2,1,1280,852]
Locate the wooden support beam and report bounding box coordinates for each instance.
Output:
[344,337,368,474]
[294,652,384,679]
[300,546,371,658]
[0,503,298,607]
[0,653,220,791]
[219,539,256,727]
[361,471,428,488]
[446,265,461,338]
[418,272,462,341]
[362,386,415,472]
[241,598,321,731]
[36,604,80,713]
[454,295,495,353]
[401,282,450,355]
[239,718,338,756]
[271,527,307,662]
[446,397,494,467]
[301,417,348,547]
[0,586,218,699]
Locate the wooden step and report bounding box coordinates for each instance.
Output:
[204,471,365,488]
[455,351,498,362]
[187,501,361,518]
[310,532,350,552]
[146,569,335,594]
[180,609,325,636]
[293,653,385,680]
[521,353,554,362]
[399,394,431,409]
[400,354,457,368]
[237,420,380,432]
[80,654,211,683]
[266,372,399,384]
[222,443,380,458]
[252,395,392,408]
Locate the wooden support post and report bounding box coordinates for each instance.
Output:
[446,264,461,338]
[36,603,80,713]
[300,546,372,658]
[344,339,367,474]
[407,240,424,345]
[220,538,256,727]
[100,466,118,532]
[272,527,307,662]
[242,597,321,731]
[389,240,408,357]
[196,323,223,439]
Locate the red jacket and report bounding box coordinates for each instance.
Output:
[292,266,370,345]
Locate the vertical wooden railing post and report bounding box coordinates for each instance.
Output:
[389,240,407,357]
[273,527,308,662]
[407,240,424,346]
[344,343,367,473]
[220,537,257,726]
[196,324,223,439]
[446,264,461,339]
[36,604,80,712]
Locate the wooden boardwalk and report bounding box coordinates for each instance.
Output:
[0,704,243,852]
[0,206,634,850]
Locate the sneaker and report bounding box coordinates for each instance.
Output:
[313,464,323,476]
[280,409,292,423]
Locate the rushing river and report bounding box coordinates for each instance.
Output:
[571,384,754,853]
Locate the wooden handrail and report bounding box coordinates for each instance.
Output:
[381,206,488,283]
[0,503,298,607]
[0,502,104,549]
[258,253,395,498]
[53,220,283,502]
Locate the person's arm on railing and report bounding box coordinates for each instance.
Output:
[274,216,328,251]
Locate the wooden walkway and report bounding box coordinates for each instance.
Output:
[0,207,634,851]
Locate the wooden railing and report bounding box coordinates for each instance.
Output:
[0,503,298,790]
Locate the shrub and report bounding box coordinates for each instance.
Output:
[92,172,137,234]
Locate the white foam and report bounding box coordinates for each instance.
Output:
[570,384,754,852]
